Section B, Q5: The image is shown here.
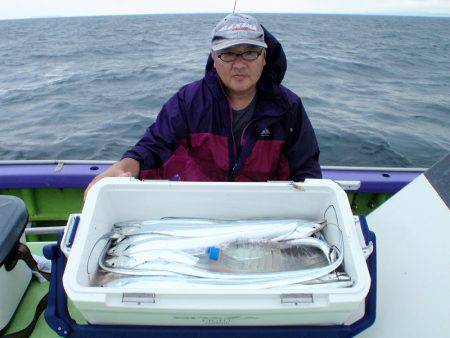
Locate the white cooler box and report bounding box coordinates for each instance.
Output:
[61,178,371,327]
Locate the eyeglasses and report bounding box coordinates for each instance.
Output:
[217,50,263,62]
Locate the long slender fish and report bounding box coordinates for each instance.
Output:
[102,273,353,289]
[109,220,325,256]
[100,237,344,282]
[99,254,344,287]
[104,250,200,269]
[112,218,224,236]
[98,218,345,289]
[112,219,325,238]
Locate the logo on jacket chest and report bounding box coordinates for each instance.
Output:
[260,128,271,137]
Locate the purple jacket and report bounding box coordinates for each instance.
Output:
[122,27,321,182]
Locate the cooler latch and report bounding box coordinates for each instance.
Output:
[280,293,313,305]
[122,292,156,305]
[362,241,374,259]
[354,216,374,260]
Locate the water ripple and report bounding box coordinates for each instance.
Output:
[0,14,449,166]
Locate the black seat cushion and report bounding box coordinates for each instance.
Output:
[0,196,28,265]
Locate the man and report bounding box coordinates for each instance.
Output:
[85,13,321,197]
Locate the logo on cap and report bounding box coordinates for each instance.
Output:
[217,23,258,33]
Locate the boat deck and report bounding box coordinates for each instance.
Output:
[0,161,427,336]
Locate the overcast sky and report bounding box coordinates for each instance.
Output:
[1,0,450,20]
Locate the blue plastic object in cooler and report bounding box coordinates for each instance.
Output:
[208,246,220,261]
[44,215,376,338]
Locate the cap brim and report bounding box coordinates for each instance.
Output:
[211,39,268,52]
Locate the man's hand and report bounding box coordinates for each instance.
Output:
[83,158,139,201]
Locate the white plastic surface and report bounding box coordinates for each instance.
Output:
[0,260,32,329]
[358,174,450,338]
[63,178,371,326]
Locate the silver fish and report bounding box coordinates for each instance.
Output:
[104,250,200,269]
[100,245,344,280]
[107,235,177,256]
[112,219,325,239]
[302,271,351,284]
[99,218,346,289]
[112,218,223,236]
[102,273,353,289]
[99,258,345,288]
[111,221,323,256]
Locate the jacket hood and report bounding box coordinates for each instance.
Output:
[205,25,287,88]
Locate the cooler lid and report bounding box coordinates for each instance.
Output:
[0,196,29,265]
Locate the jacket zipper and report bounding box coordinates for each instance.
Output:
[225,101,238,181]
[240,118,257,149]
[227,103,237,161]
[217,79,238,181]
[230,117,259,180]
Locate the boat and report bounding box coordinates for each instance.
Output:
[0,155,448,337]
[0,160,424,230]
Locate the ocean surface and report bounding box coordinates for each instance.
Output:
[0,14,449,167]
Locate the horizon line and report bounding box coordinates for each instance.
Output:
[1,11,450,22]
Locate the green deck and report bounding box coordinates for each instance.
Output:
[0,188,84,222]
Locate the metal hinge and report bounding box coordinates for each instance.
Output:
[122,293,156,304]
[280,293,313,305]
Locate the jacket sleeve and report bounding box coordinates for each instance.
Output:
[121,90,188,177]
[286,99,322,181]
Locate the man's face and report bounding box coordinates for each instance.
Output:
[213,44,266,95]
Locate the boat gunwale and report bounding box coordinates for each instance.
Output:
[0,160,428,172]
[0,160,425,193]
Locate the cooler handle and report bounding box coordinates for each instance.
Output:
[60,214,81,258]
[355,215,374,260]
